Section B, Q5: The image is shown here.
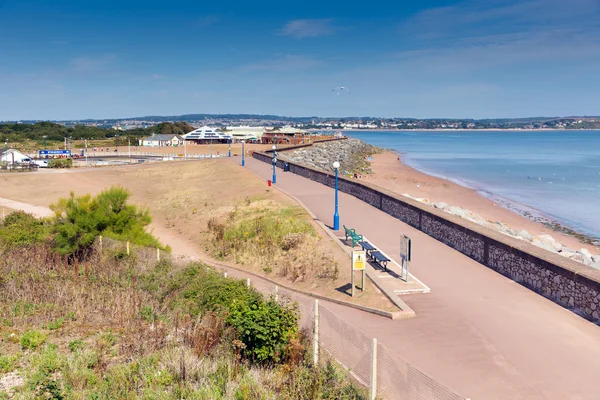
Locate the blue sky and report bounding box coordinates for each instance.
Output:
[1,0,599,120]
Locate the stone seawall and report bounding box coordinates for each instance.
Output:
[254,149,600,323]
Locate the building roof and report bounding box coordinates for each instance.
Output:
[143,134,184,141]
[184,126,232,140]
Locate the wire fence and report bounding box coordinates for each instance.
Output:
[275,285,465,400]
[80,236,466,400]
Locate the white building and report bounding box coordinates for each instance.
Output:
[224,126,265,141]
[139,134,185,147]
[0,149,31,164]
[184,126,232,143]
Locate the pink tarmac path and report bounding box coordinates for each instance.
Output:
[239,156,600,400]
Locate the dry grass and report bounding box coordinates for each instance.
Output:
[0,244,368,400]
[0,159,397,311]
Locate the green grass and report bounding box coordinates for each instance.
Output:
[20,330,47,350]
[0,354,20,373]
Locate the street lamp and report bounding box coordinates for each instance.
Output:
[272,145,277,184]
[228,138,231,157]
[241,140,245,166]
[43,135,47,150]
[333,161,340,230]
[4,140,7,152]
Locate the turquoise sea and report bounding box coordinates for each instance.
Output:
[345,130,600,241]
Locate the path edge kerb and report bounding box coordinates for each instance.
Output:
[276,187,416,319]
[233,160,415,319]
[203,257,410,320]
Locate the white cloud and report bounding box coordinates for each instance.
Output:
[280,19,336,38]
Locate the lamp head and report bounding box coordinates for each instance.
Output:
[333,161,340,169]
[272,145,276,150]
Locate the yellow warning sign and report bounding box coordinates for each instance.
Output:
[352,250,366,271]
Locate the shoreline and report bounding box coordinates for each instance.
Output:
[364,150,600,255]
[336,128,600,132]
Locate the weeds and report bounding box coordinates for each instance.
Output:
[0,242,366,399]
[207,199,340,283]
[20,330,47,350]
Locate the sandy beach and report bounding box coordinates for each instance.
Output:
[364,150,599,254]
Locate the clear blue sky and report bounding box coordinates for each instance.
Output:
[1,0,599,120]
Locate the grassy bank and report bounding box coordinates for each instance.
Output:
[206,197,339,283]
[0,241,368,399]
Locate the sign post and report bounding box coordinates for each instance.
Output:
[399,235,412,282]
[39,150,71,157]
[351,250,366,297]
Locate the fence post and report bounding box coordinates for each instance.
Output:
[274,285,279,302]
[223,272,227,278]
[313,300,319,365]
[126,241,130,256]
[246,278,250,287]
[156,248,160,262]
[370,338,377,400]
[99,235,103,252]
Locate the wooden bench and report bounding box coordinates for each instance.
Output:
[370,251,391,271]
[343,225,364,248]
[359,241,377,260]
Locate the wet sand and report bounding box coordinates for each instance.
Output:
[364,151,599,254]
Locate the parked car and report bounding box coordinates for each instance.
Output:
[32,159,49,168]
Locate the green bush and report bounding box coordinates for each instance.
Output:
[21,330,48,350]
[0,211,49,246]
[228,298,299,363]
[47,158,73,168]
[143,263,299,364]
[50,186,164,257]
[0,354,19,373]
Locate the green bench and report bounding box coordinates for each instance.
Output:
[343,225,364,248]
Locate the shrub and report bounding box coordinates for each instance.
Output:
[48,158,72,168]
[21,330,47,350]
[68,339,84,353]
[0,354,19,373]
[0,211,49,246]
[228,298,299,363]
[50,186,164,257]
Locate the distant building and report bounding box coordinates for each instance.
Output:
[184,126,232,143]
[139,134,185,147]
[0,149,32,164]
[225,126,264,142]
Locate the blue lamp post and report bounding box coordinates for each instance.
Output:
[333,161,340,230]
[241,140,245,166]
[271,145,277,184]
[228,139,231,157]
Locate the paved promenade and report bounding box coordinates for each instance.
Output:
[240,156,600,400]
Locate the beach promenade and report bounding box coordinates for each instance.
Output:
[240,156,600,400]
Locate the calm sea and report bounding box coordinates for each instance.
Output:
[345,130,600,240]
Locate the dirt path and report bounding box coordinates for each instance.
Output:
[0,197,54,218]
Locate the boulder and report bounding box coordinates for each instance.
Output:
[580,248,593,259]
[433,202,448,210]
[517,229,533,242]
[448,206,470,219]
[532,234,562,253]
[533,238,557,253]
